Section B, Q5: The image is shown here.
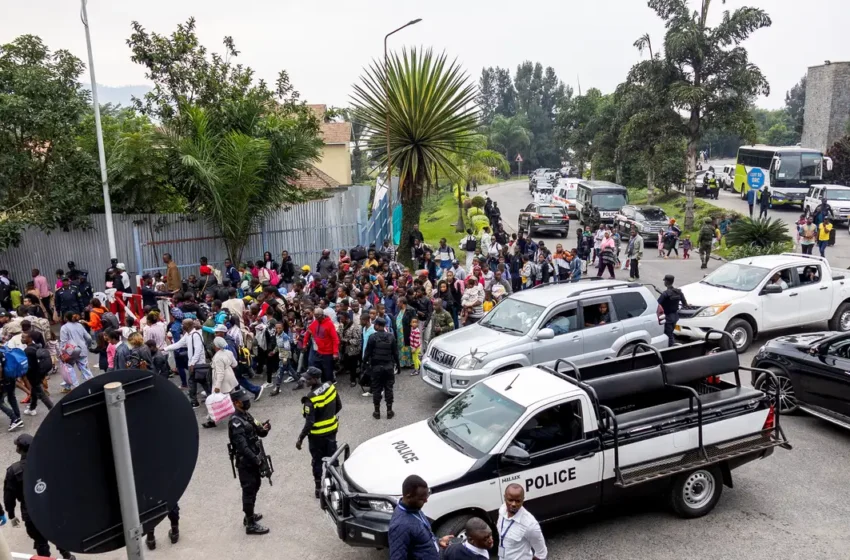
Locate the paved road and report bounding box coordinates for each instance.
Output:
[1,180,848,559]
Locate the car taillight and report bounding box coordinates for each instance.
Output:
[656,304,665,325]
[763,405,775,430]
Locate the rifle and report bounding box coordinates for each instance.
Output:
[226,443,237,479]
[258,440,274,486]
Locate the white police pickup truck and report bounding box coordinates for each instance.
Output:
[320,338,790,548]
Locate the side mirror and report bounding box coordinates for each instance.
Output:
[536,328,555,341]
[502,445,531,466]
[772,157,782,171]
[762,284,783,295]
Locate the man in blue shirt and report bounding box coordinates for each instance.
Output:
[388,475,453,560]
[746,187,756,219]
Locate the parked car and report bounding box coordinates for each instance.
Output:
[421,280,667,395]
[518,202,569,236]
[321,341,788,549]
[804,184,850,226]
[529,168,553,192]
[718,165,735,190]
[751,331,850,428]
[554,178,581,217]
[615,205,670,245]
[676,253,850,352]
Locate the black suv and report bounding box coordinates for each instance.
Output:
[615,205,670,245]
[518,203,569,237]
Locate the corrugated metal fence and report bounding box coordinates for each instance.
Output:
[0,185,384,289]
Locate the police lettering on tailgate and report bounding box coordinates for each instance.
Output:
[392,441,419,464]
[525,467,577,492]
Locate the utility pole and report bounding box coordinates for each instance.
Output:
[81,0,118,259]
[384,18,422,246]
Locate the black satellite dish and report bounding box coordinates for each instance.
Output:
[24,369,199,554]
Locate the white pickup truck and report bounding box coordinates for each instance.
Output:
[676,253,850,352]
[320,339,789,549]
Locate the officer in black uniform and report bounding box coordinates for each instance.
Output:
[54,277,83,319]
[295,367,342,498]
[3,434,76,559]
[228,388,271,535]
[658,274,688,347]
[363,317,400,420]
[105,257,119,285]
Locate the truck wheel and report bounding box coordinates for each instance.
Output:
[725,318,753,353]
[618,342,640,357]
[434,512,492,541]
[828,302,850,332]
[754,368,798,414]
[669,466,723,519]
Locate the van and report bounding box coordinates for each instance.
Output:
[575,180,629,225]
[554,178,580,217]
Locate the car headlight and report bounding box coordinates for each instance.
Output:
[454,353,487,370]
[368,499,395,513]
[695,304,731,318]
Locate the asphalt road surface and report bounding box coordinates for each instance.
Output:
[2,179,849,559]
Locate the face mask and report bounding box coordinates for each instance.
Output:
[241,400,252,411]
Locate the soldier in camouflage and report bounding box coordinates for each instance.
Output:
[430,299,455,338]
[698,217,715,270]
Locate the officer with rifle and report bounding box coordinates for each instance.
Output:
[295,366,342,498]
[227,388,273,535]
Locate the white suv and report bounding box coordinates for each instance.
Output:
[421,280,668,395]
[804,184,850,225]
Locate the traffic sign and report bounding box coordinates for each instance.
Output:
[747,168,765,189]
[515,154,523,162]
[25,370,199,554]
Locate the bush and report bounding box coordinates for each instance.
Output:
[727,241,795,260]
[471,215,490,233]
[462,198,472,209]
[467,207,484,218]
[726,217,792,248]
[471,195,486,208]
[698,206,743,223]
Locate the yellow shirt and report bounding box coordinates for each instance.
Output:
[482,300,494,313]
[818,223,832,241]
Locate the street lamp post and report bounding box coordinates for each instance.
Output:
[80,0,118,260]
[384,18,422,247]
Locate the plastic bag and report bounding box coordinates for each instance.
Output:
[205,392,235,423]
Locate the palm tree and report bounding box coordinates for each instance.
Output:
[351,47,478,263]
[488,114,531,173]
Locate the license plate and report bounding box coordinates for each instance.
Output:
[547,220,559,224]
[424,366,442,383]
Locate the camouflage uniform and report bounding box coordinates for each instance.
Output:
[431,309,455,337]
[698,218,715,269]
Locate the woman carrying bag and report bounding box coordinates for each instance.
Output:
[202,337,239,429]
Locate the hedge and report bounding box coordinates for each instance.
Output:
[471,196,486,208]
[471,215,490,233]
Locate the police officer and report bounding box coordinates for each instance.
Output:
[698,217,715,269]
[3,434,76,559]
[295,366,342,498]
[54,276,82,318]
[658,274,688,347]
[363,317,400,420]
[228,388,271,535]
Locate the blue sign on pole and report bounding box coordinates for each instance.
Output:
[747,168,765,189]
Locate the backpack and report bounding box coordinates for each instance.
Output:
[269,268,280,286]
[464,236,477,252]
[215,309,232,326]
[60,342,82,364]
[126,349,149,370]
[211,266,223,284]
[0,347,28,378]
[35,345,53,375]
[350,245,367,262]
[101,312,120,330]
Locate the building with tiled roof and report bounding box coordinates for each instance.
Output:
[306,104,352,187]
[294,165,342,190]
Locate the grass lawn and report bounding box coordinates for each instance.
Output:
[419,190,469,254]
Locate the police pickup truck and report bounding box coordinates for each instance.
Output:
[320,335,790,548]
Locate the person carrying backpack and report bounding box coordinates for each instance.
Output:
[0,352,23,431]
[22,332,52,416]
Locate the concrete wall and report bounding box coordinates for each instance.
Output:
[802,62,850,152]
[316,144,352,186]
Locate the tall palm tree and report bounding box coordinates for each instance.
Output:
[351,47,478,262]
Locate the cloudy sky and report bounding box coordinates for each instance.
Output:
[3,0,846,109]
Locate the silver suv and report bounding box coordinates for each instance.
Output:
[421,280,668,395]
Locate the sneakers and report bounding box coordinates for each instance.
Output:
[270,387,281,397]
[243,514,263,526]
[254,385,264,402]
[409,369,419,376]
[23,409,37,416]
[245,520,270,535]
[8,418,23,431]
[361,391,372,398]
[201,420,216,429]
[191,401,200,409]
[282,376,295,383]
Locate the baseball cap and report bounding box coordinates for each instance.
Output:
[213,324,228,333]
[116,263,126,270]
[302,265,311,272]
[229,388,252,403]
[663,274,675,283]
[300,366,323,381]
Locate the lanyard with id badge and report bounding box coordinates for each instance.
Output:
[397,503,439,552]
[499,516,516,558]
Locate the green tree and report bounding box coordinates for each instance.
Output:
[785,76,806,140]
[477,68,497,125]
[351,47,478,263]
[0,35,100,249]
[488,114,531,171]
[514,61,568,169]
[648,0,771,229]
[556,88,606,176]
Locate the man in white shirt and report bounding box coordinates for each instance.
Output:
[164,320,209,408]
[497,484,547,560]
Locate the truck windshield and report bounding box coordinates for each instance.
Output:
[700,263,769,292]
[592,193,627,210]
[637,208,667,221]
[479,298,545,336]
[430,384,525,456]
[826,189,850,201]
[801,153,822,180]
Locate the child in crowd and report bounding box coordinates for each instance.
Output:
[271,321,295,396]
[482,291,495,313]
[106,330,120,371]
[409,317,422,377]
[145,340,170,378]
[657,230,665,257]
[682,235,692,260]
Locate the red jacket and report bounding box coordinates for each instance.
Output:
[306,316,340,356]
